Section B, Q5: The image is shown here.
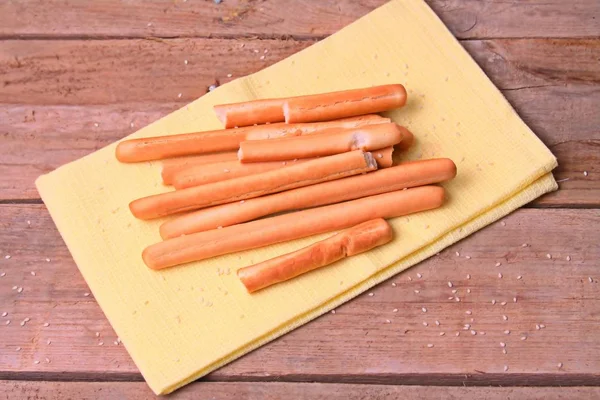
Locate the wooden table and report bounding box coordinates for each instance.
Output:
[1,1,599,398]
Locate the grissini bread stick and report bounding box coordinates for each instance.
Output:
[159,158,456,238]
[238,219,393,293]
[238,123,407,162]
[171,146,395,189]
[161,152,238,185]
[214,98,285,128]
[130,150,377,220]
[116,115,389,163]
[396,128,414,151]
[172,158,311,189]
[143,186,445,269]
[283,84,407,124]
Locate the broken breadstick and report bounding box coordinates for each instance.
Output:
[116,115,389,163]
[238,123,407,162]
[159,158,456,238]
[283,84,407,124]
[161,152,238,185]
[130,150,377,220]
[214,98,285,128]
[238,219,393,293]
[170,146,394,189]
[143,186,444,269]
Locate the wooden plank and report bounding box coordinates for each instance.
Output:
[2,381,600,400]
[0,0,598,40]
[1,205,599,385]
[1,38,597,205]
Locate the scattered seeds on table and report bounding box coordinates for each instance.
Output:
[393,309,398,313]
[517,275,523,280]
[331,310,336,314]
[227,73,232,78]
[466,310,472,315]
[479,331,486,335]
[5,320,10,325]
[98,342,104,346]
[456,332,460,336]
[589,277,593,283]
[466,274,471,279]
[492,299,496,305]
[495,262,501,267]
[558,362,563,369]
[448,282,453,288]
[535,324,540,330]
[391,283,396,287]
[500,342,506,348]
[546,253,552,259]
[502,315,508,321]
[95,332,100,337]
[84,293,90,297]
[513,297,517,303]
[43,322,49,327]
[498,273,503,279]
[521,336,527,341]
[501,301,507,306]
[408,277,413,281]
[423,322,428,327]
[34,360,40,365]
[455,297,461,302]
[427,344,434,348]
[1,312,7,317]
[504,365,509,372]
[0,272,5,277]
[385,319,391,324]
[451,289,457,294]
[435,320,440,326]
[422,307,427,313]
[502,349,507,355]
[16,347,21,351]
[417,273,422,278]
[504,330,510,335]
[540,324,546,329]
[521,243,528,248]
[455,252,460,257]
[17,287,23,293]
[30,271,36,276]
[470,330,477,335]
[467,289,471,294]
[414,290,420,294]
[368,293,374,297]
[566,255,571,261]
[45,358,51,363]
[584,171,588,176]
[5,255,11,259]
[439,332,445,336]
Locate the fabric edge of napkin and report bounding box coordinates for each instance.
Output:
[160,173,557,395]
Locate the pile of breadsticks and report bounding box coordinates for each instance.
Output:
[116,84,456,293]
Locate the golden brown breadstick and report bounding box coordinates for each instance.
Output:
[214,98,285,128]
[373,147,394,168]
[143,186,444,269]
[130,150,377,220]
[238,219,393,292]
[116,115,389,163]
[283,84,407,124]
[172,158,310,189]
[161,152,238,185]
[159,158,456,238]
[238,123,407,162]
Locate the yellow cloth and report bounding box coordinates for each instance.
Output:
[36,0,557,394]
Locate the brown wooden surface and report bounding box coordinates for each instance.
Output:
[1,206,599,385]
[2,381,600,400]
[1,38,598,204]
[1,0,599,397]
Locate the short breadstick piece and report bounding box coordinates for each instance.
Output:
[214,98,285,128]
[130,150,377,220]
[238,219,393,293]
[116,115,389,163]
[159,158,456,238]
[143,186,445,269]
[238,123,407,162]
[161,152,238,185]
[283,84,407,124]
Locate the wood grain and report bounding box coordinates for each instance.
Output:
[1,38,598,204]
[1,205,599,385]
[0,0,598,40]
[2,381,600,400]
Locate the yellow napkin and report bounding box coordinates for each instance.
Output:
[36,0,557,394]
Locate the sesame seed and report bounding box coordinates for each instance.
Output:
[492,299,496,305]
[451,289,457,293]
[45,357,50,363]
[184,60,188,65]
[479,331,486,335]
[414,290,420,294]
[1,312,6,317]
[223,169,230,173]
[584,171,588,176]
[31,271,36,276]
[435,320,440,326]
[540,324,546,329]
[385,319,391,324]
[12,286,17,290]
[408,277,413,281]
[464,324,471,330]
[368,293,374,297]
[466,274,471,279]
[440,332,445,336]
[43,322,49,327]
[422,307,427,313]
[566,256,571,261]
[558,362,563,369]
[260,55,265,60]
[16,347,21,351]
[536,324,540,330]
[456,332,460,336]
[522,243,528,247]
[495,262,501,267]
[391,283,396,287]
[498,273,503,279]
[208,84,218,91]
[20,321,25,326]
[34,360,40,365]
[84,293,90,297]
[5,255,11,259]
[417,273,422,278]
[448,282,453,288]
[331,310,336,314]
[502,315,508,321]
[455,252,460,257]
[423,322,428,327]
[467,288,472,294]
[177,93,182,98]
[521,336,527,341]
[98,342,104,346]
[427,343,434,348]
[465,255,471,259]
[0,272,5,277]
[517,275,523,280]
[501,221,506,226]
[147,22,152,27]
[95,332,100,337]
[466,310,472,315]
[46,258,51,263]
[546,253,552,259]
[130,122,134,128]
[393,309,398,313]
[589,277,593,283]
[5,320,10,325]
[448,297,454,300]
[94,122,99,127]
[503,365,509,372]
[25,317,31,322]
[502,349,507,355]
[227,73,232,78]
[47,339,51,345]
[500,342,506,348]
[471,330,477,335]
[17,287,23,293]
[455,297,461,302]
[114,341,119,345]
[501,301,507,306]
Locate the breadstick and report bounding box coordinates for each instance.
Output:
[161,152,238,185]
[214,98,285,128]
[238,123,407,162]
[238,219,393,293]
[130,150,377,220]
[143,186,445,269]
[373,147,394,168]
[172,158,310,189]
[160,158,456,238]
[283,84,407,124]
[116,115,389,163]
